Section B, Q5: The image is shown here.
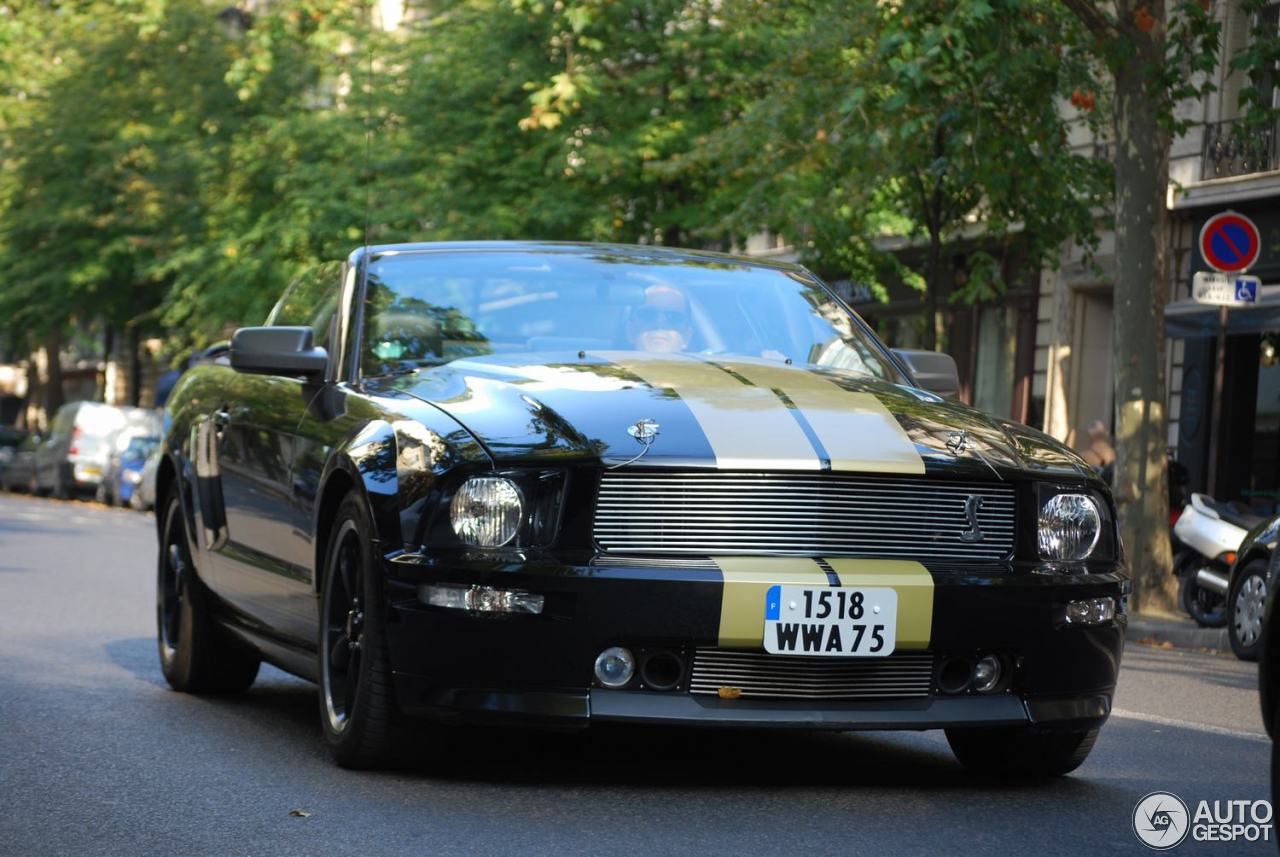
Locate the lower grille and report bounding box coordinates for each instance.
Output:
[689,648,934,701]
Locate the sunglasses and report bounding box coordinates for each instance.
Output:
[633,306,689,327]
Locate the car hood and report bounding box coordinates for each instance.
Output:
[383,351,1090,479]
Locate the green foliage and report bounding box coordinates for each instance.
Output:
[0,0,1274,358]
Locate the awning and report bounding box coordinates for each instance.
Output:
[1165,285,1280,338]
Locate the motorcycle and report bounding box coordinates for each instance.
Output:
[1172,493,1265,627]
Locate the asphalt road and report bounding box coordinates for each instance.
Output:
[0,492,1272,856]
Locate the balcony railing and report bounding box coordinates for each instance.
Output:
[1202,118,1280,181]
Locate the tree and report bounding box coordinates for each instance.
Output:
[668,0,1112,347]
[0,0,247,382]
[1056,0,1260,612]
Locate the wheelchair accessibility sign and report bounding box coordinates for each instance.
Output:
[1193,271,1261,306]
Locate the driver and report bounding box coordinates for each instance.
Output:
[627,284,692,354]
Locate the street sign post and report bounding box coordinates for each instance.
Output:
[1199,211,1261,273]
[1192,249,1262,492]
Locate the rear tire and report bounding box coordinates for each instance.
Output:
[1180,566,1228,628]
[157,493,260,693]
[318,492,412,769]
[945,725,1100,778]
[1229,559,1269,661]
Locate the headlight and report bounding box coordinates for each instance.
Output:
[450,476,523,547]
[1038,492,1102,560]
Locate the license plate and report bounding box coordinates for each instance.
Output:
[763,585,897,657]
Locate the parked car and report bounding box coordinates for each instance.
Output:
[0,432,40,492]
[155,241,1125,774]
[100,434,160,507]
[130,448,162,512]
[0,426,27,484]
[34,402,159,499]
[97,414,164,505]
[1227,515,1280,661]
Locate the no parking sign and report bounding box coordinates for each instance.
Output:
[1199,211,1261,273]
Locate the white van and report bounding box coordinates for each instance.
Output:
[34,402,161,498]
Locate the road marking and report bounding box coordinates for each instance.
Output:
[1111,708,1269,743]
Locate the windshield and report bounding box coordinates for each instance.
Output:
[360,250,902,383]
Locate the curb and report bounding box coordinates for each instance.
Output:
[1125,615,1229,654]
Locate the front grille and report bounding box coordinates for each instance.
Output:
[689,648,934,700]
[594,472,1016,562]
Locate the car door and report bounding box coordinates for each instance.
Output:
[35,405,73,492]
[209,263,343,644]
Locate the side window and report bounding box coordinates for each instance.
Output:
[52,406,75,439]
[266,262,344,351]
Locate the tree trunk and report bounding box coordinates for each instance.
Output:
[923,223,942,351]
[43,329,64,425]
[22,352,39,431]
[1111,12,1177,614]
[101,324,115,403]
[921,125,947,352]
[128,325,142,408]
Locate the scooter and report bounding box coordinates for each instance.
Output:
[1172,493,1265,627]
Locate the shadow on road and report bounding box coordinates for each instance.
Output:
[105,637,170,690]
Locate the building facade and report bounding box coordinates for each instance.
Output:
[1038,0,1280,512]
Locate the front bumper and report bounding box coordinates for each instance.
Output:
[382,554,1125,732]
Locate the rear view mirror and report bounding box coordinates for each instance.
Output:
[893,349,960,399]
[230,326,328,381]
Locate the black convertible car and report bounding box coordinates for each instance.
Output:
[156,241,1126,772]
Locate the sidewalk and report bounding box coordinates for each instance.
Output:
[1126,612,1230,654]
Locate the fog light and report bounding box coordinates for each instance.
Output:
[594,647,635,688]
[973,655,1002,693]
[1065,596,1115,625]
[419,584,544,614]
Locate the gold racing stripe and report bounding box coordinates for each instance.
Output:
[715,360,925,475]
[823,558,934,650]
[592,352,821,470]
[713,556,829,648]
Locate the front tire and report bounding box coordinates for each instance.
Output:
[1229,559,1269,661]
[319,493,410,769]
[945,725,1100,778]
[157,493,260,693]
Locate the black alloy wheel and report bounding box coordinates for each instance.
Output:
[321,519,365,736]
[318,492,410,769]
[156,493,260,693]
[1229,558,1270,661]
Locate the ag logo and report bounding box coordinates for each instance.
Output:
[1133,791,1190,849]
